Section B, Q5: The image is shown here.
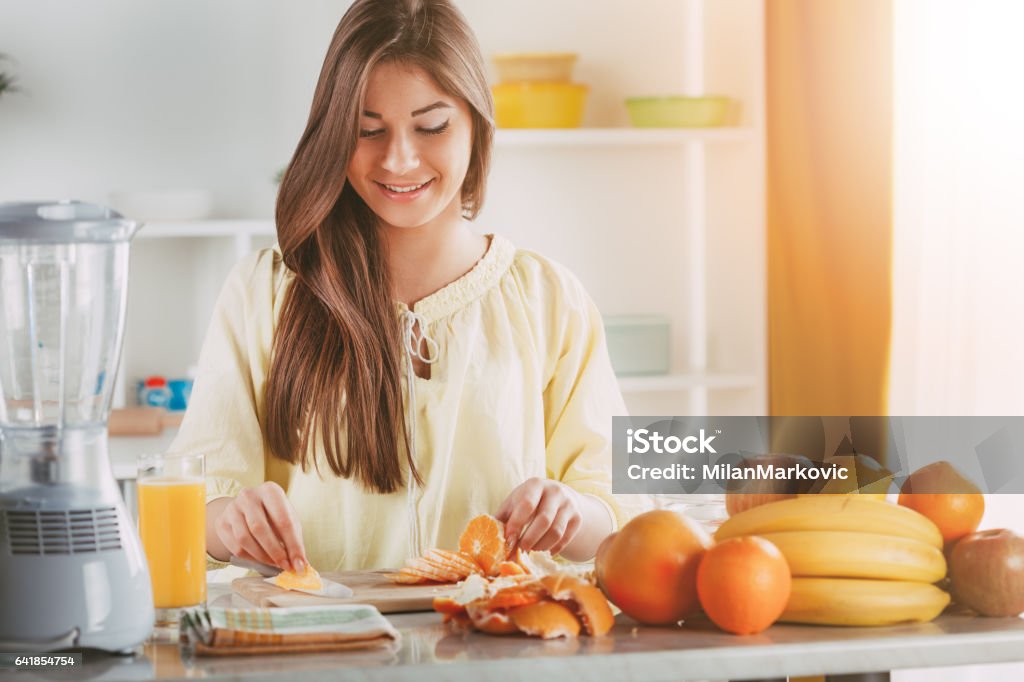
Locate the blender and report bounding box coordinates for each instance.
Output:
[0,201,153,652]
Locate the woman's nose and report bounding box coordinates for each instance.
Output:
[381,131,420,176]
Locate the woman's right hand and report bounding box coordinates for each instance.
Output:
[210,482,308,572]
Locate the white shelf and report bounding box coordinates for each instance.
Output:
[136,220,275,239]
[495,127,752,147]
[617,373,758,394]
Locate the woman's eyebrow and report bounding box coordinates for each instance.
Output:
[361,101,453,119]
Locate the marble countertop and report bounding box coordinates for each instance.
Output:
[13,582,1024,682]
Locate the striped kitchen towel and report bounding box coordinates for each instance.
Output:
[180,604,400,656]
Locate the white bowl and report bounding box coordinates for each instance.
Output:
[108,189,213,221]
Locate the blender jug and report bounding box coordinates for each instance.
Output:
[0,201,154,652]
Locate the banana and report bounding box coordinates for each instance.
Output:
[715,496,943,549]
[781,577,950,626]
[756,531,946,583]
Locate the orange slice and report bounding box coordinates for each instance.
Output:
[407,557,461,583]
[415,555,468,582]
[388,569,428,584]
[400,565,447,584]
[497,560,526,576]
[459,514,507,576]
[271,565,323,592]
[427,548,483,576]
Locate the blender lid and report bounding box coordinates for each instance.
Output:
[0,200,141,243]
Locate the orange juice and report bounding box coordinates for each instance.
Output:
[138,477,206,608]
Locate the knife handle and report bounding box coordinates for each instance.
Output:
[229,555,281,577]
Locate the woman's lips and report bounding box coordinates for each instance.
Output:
[375,178,434,202]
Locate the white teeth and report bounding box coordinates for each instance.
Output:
[383,181,427,193]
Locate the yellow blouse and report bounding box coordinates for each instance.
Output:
[169,233,650,571]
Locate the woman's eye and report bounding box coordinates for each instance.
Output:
[420,121,450,135]
[358,121,449,138]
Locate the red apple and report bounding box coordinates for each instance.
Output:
[948,528,1024,617]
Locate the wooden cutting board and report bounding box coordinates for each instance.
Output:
[232,569,459,613]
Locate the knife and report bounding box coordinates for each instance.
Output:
[228,555,354,598]
[229,555,282,577]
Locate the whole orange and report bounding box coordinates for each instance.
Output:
[898,461,985,545]
[595,510,711,625]
[697,536,791,635]
[898,492,984,545]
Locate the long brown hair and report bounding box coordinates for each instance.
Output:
[266,0,494,493]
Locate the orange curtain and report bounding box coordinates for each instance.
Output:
[767,0,893,416]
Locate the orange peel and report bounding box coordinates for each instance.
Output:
[508,600,581,639]
[540,574,614,636]
[432,596,467,617]
[487,582,546,610]
[466,600,519,635]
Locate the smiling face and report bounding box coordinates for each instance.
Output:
[346,61,474,232]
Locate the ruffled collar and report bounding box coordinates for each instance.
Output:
[393,233,515,323]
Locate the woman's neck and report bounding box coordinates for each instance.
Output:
[379,214,489,309]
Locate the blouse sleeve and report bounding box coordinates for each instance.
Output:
[539,265,653,532]
[167,249,290,552]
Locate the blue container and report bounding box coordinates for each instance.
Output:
[168,379,193,412]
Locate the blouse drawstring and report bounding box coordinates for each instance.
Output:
[400,309,438,559]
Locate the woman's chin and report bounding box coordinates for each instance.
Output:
[373,207,447,231]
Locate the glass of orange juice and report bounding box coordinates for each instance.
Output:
[137,453,206,628]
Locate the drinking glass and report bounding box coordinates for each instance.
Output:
[137,453,206,628]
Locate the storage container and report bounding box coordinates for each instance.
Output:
[625,96,732,128]
[492,52,578,83]
[603,315,671,376]
[492,82,588,128]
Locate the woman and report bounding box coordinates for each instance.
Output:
[174,0,644,574]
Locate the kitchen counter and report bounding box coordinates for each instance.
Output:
[10,582,1024,682]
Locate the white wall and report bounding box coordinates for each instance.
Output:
[0,0,766,414]
[0,0,760,211]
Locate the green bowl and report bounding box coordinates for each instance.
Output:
[625,96,732,128]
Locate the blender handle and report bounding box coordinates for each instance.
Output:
[0,626,79,651]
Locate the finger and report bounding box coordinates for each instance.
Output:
[503,479,545,550]
[229,517,278,567]
[495,478,532,523]
[216,514,243,558]
[219,502,278,567]
[517,493,561,551]
[261,492,307,572]
[547,512,583,557]
[531,516,568,552]
[495,490,515,523]
[238,498,291,570]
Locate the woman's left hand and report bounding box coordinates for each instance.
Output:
[495,477,583,556]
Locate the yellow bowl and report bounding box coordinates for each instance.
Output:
[492,82,588,129]
[625,96,733,127]
[492,52,578,83]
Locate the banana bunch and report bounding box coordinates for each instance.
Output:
[715,496,950,626]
